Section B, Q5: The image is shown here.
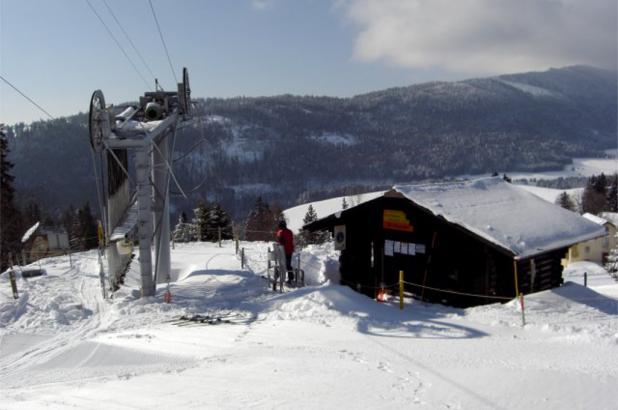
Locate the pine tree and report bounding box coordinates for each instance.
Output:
[245,197,274,241]
[23,201,42,229]
[61,205,75,243]
[204,203,233,241]
[607,174,618,212]
[193,201,211,241]
[173,211,195,242]
[301,204,327,244]
[582,173,608,214]
[69,203,98,251]
[1,125,22,270]
[556,191,575,211]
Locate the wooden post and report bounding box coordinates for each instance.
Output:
[8,252,18,299]
[21,249,27,266]
[519,293,526,326]
[399,270,404,310]
[512,259,520,298]
[584,272,587,287]
[241,248,245,269]
[218,227,222,248]
[67,249,72,268]
[235,239,239,255]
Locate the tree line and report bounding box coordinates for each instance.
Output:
[555,172,618,214]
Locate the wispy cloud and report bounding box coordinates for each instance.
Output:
[251,0,275,11]
[340,0,617,73]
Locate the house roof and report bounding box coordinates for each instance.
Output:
[393,178,605,258]
[582,213,609,226]
[599,212,618,227]
[306,177,606,259]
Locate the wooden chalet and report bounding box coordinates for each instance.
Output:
[304,177,605,307]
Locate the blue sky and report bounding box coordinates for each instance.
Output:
[1,0,616,124]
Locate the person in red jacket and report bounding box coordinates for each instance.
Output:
[276,220,295,283]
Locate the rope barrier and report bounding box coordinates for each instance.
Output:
[401,280,513,301]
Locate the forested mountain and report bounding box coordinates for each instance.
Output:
[5,65,617,219]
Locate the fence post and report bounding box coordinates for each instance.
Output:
[399,270,404,310]
[512,259,520,298]
[235,239,239,255]
[519,293,526,326]
[8,252,18,300]
[241,248,245,269]
[584,272,587,287]
[218,227,222,248]
[67,249,72,268]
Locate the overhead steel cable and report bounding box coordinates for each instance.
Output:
[148,0,178,84]
[101,0,159,86]
[0,75,54,120]
[85,0,152,90]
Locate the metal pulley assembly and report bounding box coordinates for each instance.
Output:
[88,89,111,152]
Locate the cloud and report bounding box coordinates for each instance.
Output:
[251,0,274,10]
[340,0,617,73]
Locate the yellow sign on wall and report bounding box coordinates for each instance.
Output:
[383,209,413,232]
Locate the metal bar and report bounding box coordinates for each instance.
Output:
[153,134,171,285]
[135,149,155,296]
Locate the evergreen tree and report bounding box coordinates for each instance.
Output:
[301,204,327,244]
[22,201,42,229]
[607,174,618,212]
[61,205,75,242]
[1,125,22,270]
[204,203,233,241]
[245,196,274,241]
[303,204,318,226]
[582,173,608,214]
[70,203,98,251]
[173,211,195,242]
[193,201,211,241]
[555,191,575,211]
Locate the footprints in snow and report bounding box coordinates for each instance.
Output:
[338,349,430,405]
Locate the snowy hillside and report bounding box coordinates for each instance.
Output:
[1,242,617,409]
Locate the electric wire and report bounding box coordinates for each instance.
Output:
[85,0,152,90]
[0,75,54,120]
[148,0,178,84]
[101,0,159,86]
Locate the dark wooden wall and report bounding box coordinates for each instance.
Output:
[334,196,566,307]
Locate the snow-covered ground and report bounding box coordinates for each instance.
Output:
[1,242,617,409]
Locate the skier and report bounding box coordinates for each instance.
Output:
[276,220,295,284]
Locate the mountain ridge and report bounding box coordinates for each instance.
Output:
[5,65,617,219]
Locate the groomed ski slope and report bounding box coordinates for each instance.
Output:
[1,242,617,409]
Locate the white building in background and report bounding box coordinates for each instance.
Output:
[568,213,616,264]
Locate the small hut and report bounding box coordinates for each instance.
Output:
[24,226,70,263]
[304,177,605,307]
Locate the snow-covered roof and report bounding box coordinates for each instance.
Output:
[284,190,385,234]
[582,213,609,226]
[393,177,605,258]
[599,212,618,227]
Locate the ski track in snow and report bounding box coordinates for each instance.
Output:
[0,242,617,409]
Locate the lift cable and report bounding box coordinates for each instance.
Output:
[0,75,54,120]
[85,0,152,91]
[148,0,178,84]
[101,0,159,86]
